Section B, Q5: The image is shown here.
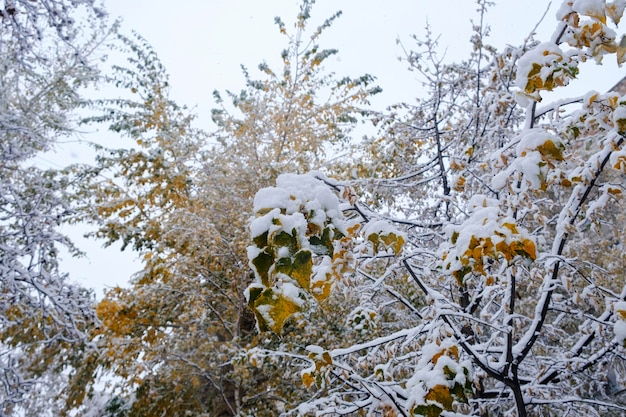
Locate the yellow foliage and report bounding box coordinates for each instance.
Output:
[424,385,453,410]
[453,227,537,283]
[537,140,565,161]
[614,155,626,171]
[311,274,333,301]
[432,345,459,365]
[301,371,315,388]
[615,117,626,133]
[453,176,466,192]
[368,231,405,255]
[248,287,302,333]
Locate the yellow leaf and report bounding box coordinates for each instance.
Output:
[523,240,537,259]
[616,118,626,133]
[537,139,565,161]
[291,250,313,289]
[587,93,599,106]
[302,371,315,388]
[607,2,626,24]
[453,176,466,192]
[424,384,453,410]
[322,351,333,366]
[502,222,519,234]
[496,240,513,262]
[311,276,333,301]
[250,288,302,333]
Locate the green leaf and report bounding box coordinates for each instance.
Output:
[252,250,275,287]
[291,250,312,289]
[273,229,299,253]
[252,231,269,248]
[412,403,442,417]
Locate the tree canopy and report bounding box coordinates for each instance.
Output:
[4,0,626,416]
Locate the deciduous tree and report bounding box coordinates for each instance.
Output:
[246,1,626,416]
[0,0,110,414]
[72,3,379,415]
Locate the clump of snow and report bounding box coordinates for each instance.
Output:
[306,344,325,354]
[255,304,274,328]
[515,42,565,90]
[441,194,537,276]
[363,219,398,236]
[405,339,472,412]
[251,173,348,245]
[280,281,304,307]
[614,321,626,345]
[572,0,606,17]
[556,0,575,20]
[346,306,378,334]
[613,301,626,346]
[515,130,562,157]
[491,129,564,191]
[613,105,626,131]
[254,172,340,215]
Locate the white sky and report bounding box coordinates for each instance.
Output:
[61,0,626,296]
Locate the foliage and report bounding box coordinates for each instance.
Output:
[68,3,379,415]
[10,0,626,416]
[0,0,109,414]
[247,1,626,416]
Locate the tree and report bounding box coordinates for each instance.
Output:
[246,1,626,415]
[70,3,379,415]
[0,0,110,414]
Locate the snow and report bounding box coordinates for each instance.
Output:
[277,246,290,259]
[250,174,349,254]
[613,104,626,127]
[249,208,280,238]
[405,339,472,412]
[555,0,575,20]
[515,130,561,157]
[491,129,566,191]
[614,320,626,345]
[305,344,325,355]
[253,172,340,215]
[256,304,274,328]
[515,42,566,90]
[614,301,626,314]
[363,219,399,236]
[279,281,303,306]
[572,0,607,18]
[311,256,332,285]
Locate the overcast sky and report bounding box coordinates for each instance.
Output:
[64,0,626,296]
[101,1,624,121]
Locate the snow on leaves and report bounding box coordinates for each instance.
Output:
[517,1,626,103]
[492,129,566,191]
[516,42,580,101]
[247,173,409,334]
[558,0,626,63]
[243,1,626,416]
[614,301,626,346]
[363,220,406,257]
[406,340,473,417]
[246,173,357,333]
[300,345,333,389]
[441,196,537,284]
